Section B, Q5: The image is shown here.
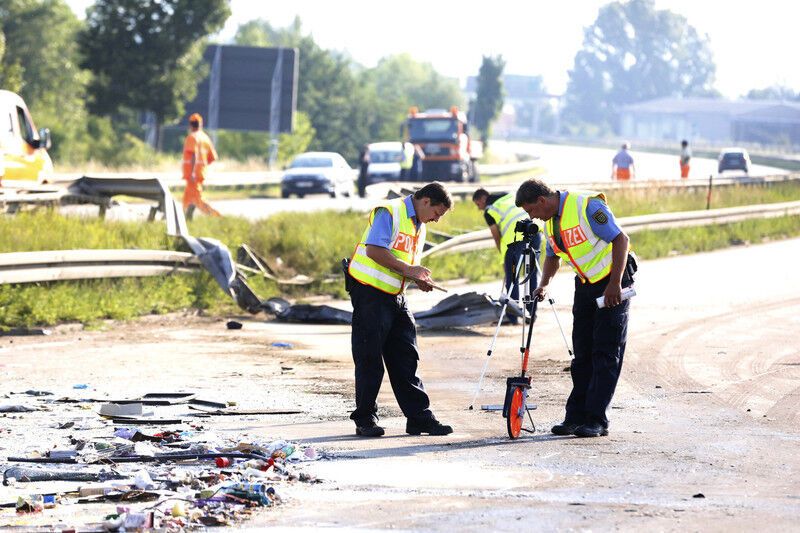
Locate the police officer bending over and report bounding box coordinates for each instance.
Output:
[515,179,635,438]
[346,182,454,437]
[473,188,540,325]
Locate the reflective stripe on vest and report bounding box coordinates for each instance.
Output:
[545,192,613,284]
[485,193,529,256]
[348,198,426,295]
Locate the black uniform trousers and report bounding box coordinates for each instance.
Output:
[504,237,541,324]
[349,280,433,426]
[564,274,631,428]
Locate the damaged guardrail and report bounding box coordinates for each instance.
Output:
[422,200,800,258]
[0,249,200,284]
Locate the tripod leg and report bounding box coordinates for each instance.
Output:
[468,252,525,410]
[548,298,574,358]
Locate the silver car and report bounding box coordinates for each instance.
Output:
[281,152,355,198]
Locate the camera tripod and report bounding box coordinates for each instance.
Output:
[467,228,575,439]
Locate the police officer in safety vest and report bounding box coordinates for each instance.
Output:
[473,188,541,325]
[515,178,635,438]
[346,182,454,437]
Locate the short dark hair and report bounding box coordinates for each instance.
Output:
[681,139,688,147]
[415,181,452,208]
[515,179,554,207]
[472,188,489,202]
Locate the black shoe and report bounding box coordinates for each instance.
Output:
[551,421,581,436]
[355,423,385,437]
[406,418,453,436]
[574,422,608,438]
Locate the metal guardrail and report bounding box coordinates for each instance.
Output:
[0,249,200,284]
[421,200,800,258]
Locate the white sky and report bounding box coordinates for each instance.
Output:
[66,0,799,99]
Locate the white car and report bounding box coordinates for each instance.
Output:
[281,152,354,198]
[366,141,403,183]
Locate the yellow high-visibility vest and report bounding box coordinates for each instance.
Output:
[349,198,426,294]
[400,143,414,170]
[485,193,530,257]
[545,191,613,284]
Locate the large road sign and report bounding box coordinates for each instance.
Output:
[181,45,298,134]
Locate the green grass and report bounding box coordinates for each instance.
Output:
[602,181,800,216]
[2,182,800,327]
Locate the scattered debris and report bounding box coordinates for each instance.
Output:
[188,405,302,416]
[693,493,706,499]
[414,291,520,329]
[0,405,36,413]
[226,320,243,330]
[99,402,147,418]
[0,387,324,530]
[262,297,352,325]
[271,341,293,349]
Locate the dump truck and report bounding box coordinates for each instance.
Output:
[0,89,53,183]
[404,106,480,182]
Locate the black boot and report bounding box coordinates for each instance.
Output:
[551,421,581,436]
[406,417,453,436]
[355,422,385,437]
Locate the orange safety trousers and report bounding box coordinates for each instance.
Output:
[183,181,221,217]
[680,163,690,178]
[615,168,631,181]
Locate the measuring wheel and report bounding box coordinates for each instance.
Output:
[502,376,533,439]
[506,385,526,439]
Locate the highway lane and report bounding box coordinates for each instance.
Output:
[58,141,791,222]
[493,140,788,183]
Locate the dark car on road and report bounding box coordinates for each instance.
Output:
[281,152,354,198]
[718,148,751,175]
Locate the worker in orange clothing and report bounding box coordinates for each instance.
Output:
[182,113,221,220]
[611,142,635,181]
[679,139,691,178]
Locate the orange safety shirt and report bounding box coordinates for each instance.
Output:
[182,130,217,183]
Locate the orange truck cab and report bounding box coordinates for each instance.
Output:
[404,106,480,182]
[0,89,53,184]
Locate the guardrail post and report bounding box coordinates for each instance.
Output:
[706,174,713,210]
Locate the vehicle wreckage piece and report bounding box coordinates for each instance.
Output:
[414,291,521,329]
[255,292,520,328]
[261,297,353,325]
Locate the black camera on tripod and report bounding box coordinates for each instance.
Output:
[514,219,539,241]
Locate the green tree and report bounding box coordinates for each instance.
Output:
[564,0,716,133]
[232,19,463,162]
[79,0,230,148]
[472,55,506,145]
[0,30,24,93]
[746,85,799,101]
[234,18,368,163]
[1,0,90,163]
[363,54,464,140]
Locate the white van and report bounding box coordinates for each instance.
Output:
[0,90,53,183]
[367,141,403,183]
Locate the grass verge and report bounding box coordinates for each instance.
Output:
[2,183,800,327]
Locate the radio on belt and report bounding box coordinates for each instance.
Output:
[596,286,636,308]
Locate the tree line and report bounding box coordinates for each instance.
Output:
[3,0,787,168]
[0,1,473,167]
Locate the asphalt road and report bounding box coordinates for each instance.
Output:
[65,141,788,223]
[3,239,799,530]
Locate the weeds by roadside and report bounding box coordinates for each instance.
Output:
[2,183,800,327]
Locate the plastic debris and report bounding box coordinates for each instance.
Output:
[0,388,323,530]
[271,341,293,349]
[73,384,89,389]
